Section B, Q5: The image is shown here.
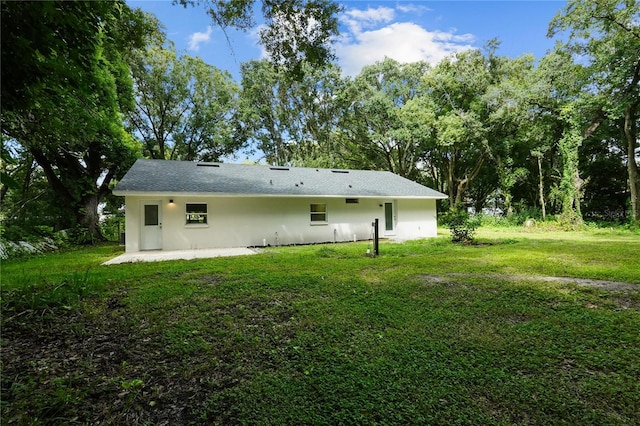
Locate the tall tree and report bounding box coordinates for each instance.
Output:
[1,1,152,240]
[127,38,241,161]
[512,48,592,222]
[549,0,640,222]
[421,49,494,206]
[481,50,537,215]
[338,58,430,179]
[177,0,341,77]
[237,60,345,166]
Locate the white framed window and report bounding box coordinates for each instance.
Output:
[310,203,327,223]
[186,203,208,224]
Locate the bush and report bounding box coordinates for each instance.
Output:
[477,205,545,228]
[442,208,480,244]
[100,216,125,243]
[0,225,71,260]
[556,211,586,231]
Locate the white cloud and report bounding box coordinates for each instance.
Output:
[342,6,395,34]
[397,4,432,14]
[336,7,475,76]
[188,26,213,51]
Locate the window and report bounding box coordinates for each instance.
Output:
[345,198,359,204]
[310,203,327,223]
[144,204,159,226]
[186,203,208,224]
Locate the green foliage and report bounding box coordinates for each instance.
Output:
[178,0,342,79]
[1,1,155,241]
[556,210,586,232]
[338,58,430,178]
[549,0,640,222]
[127,37,241,161]
[478,206,545,228]
[238,60,346,166]
[2,0,639,248]
[442,207,481,244]
[0,224,73,260]
[1,269,94,314]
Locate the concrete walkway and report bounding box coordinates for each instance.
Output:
[102,247,258,265]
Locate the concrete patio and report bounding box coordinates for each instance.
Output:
[102,247,258,265]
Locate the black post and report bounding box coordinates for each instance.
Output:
[374,218,379,256]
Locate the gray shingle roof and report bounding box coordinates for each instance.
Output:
[113,159,447,199]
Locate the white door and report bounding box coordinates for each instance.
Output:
[141,201,162,250]
[384,201,395,235]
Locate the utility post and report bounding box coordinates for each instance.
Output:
[373,218,379,256]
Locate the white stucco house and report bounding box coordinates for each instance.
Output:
[112,159,447,253]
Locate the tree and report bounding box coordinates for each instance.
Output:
[421,49,493,206]
[237,59,346,166]
[0,141,69,237]
[338,58,431,179]
[177,0,341,77]
[1,1,153,241]
[549,0,640,223]
[127,37,241,161]
[481,50,537,216]
[513,48,593,223]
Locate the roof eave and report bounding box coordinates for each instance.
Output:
[113,190,447,199]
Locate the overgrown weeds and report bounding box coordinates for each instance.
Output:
[1,269,96,316]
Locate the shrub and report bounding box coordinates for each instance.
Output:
[556,211,586,231]
[0,225,71,260]
[443,208,480,244]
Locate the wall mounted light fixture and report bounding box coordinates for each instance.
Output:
[169,199,174,204]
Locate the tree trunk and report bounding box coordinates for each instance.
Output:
[77,194,105,243]
[454,177,469,206]
[537,155,546,221]
[558,126,583,222]
[624,105,640,223]
[30,147,111,243]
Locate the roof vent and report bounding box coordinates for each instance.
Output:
[332,170,349,174]
[270,167,290,171]
[197,163,220,167]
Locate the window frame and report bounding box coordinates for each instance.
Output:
[310,203,328,224]
[185,203,208,225]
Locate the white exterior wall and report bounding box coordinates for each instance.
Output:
[123,195,438,252]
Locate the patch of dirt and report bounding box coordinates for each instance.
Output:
[195,275,224,285]
[420,273,639,293]
[1,306,229,424]
[1,289,303,424]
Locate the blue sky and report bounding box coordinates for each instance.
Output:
[128,1,567,79]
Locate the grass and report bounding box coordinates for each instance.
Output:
[1,227,639,425]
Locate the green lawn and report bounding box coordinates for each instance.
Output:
[2,228,639,425]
